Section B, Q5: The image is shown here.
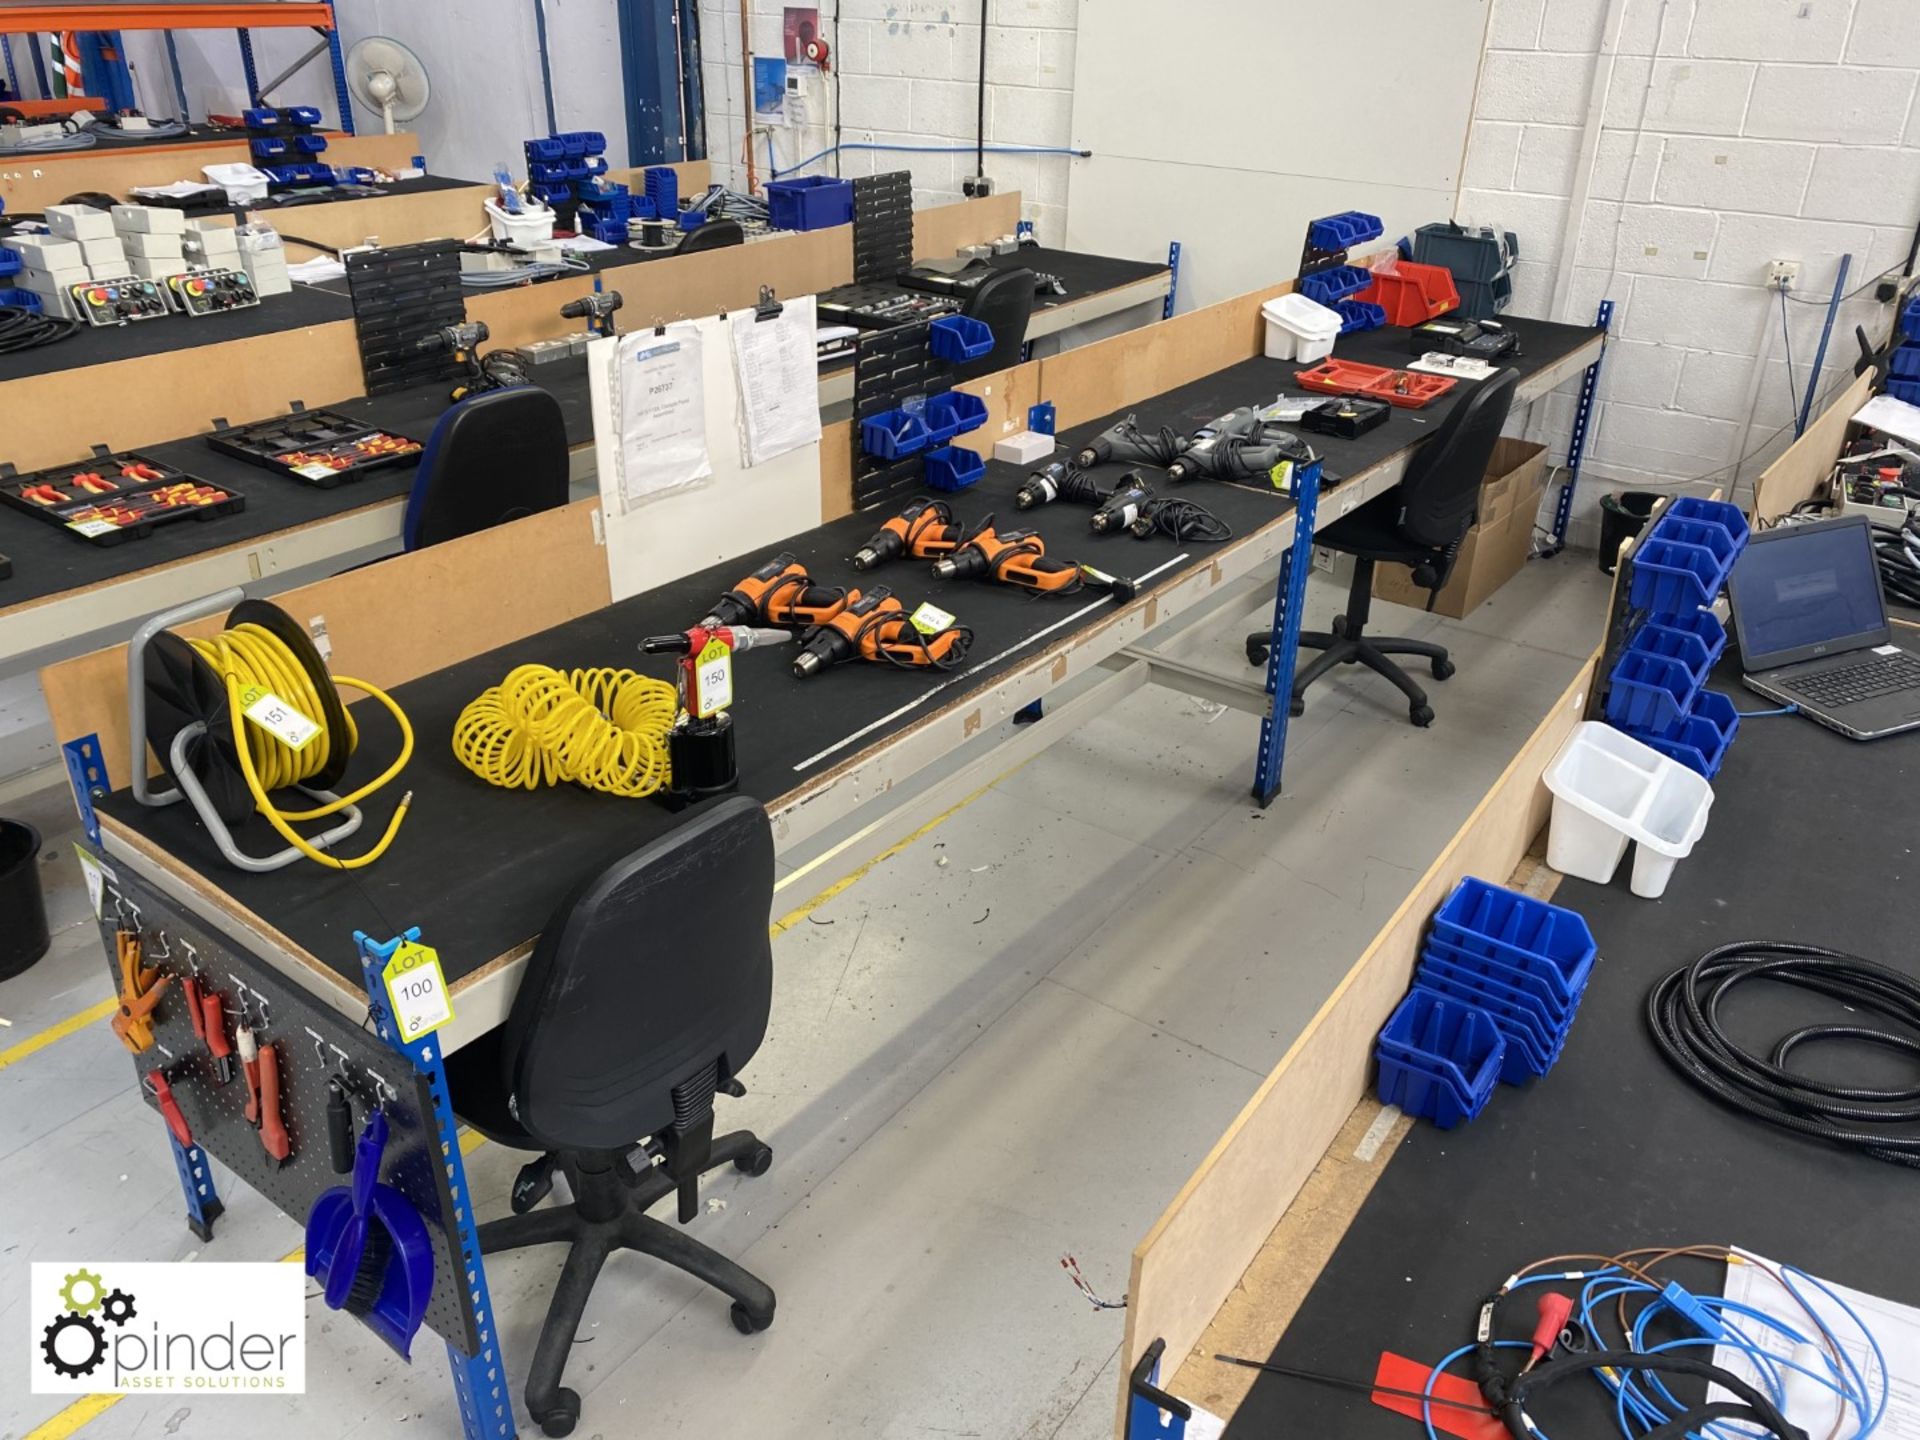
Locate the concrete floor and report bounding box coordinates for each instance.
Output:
[0,554,1610,1440]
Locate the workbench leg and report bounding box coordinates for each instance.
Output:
[167,1133,225,1243]
[1250,464,1322,808]
[1163,242,1182,319]
[320,9,354,135]
[1545,298,1613,557]
[61,733,106,844]
[355,930,516,1440]
[236,28,261,106]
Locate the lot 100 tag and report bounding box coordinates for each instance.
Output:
[383,941,453,1041]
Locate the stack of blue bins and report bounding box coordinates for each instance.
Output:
[1377,878,1597,1128]
[1887,297,1920,406]
[1298,264,1386,334]
[1605,496,1750,778]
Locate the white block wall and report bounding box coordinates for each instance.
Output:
[698,0,1079,241]
[1459,0,1917,545]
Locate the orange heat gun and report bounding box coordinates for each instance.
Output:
[931,518,1137,601]
[791,586,972,677]
[700,552,849,630]
[851,497,964,571]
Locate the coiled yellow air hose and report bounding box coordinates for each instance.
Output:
[451,665,677,798]
[188,622,415,869]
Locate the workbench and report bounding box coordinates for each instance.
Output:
[40,293,1603,1440]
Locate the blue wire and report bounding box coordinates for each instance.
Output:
[1421,1340,1540,1440]
[1736,703,1799,718]
[769,141,1088,180]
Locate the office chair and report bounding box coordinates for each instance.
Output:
[955,265,1035,380]
[402,385,570,551]
[444,797,779,1437]
[675,218,745,254]
[1246,370,1519,728]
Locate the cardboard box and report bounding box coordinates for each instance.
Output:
[111,204,187,235]
[1373,438,1547,619]
[122,231,184,260]
[187,226,241,256]
[45,204,116,241]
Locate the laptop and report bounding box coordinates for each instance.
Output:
[1728,514,1920,740]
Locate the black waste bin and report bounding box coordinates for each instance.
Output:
[0,819,51,980]
[1598,490,1661,575]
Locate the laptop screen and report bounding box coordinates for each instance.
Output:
[1728,516,1890,671]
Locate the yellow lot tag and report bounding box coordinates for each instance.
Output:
[694,636,733,718]
[237,684,322,751]
[909,602,956,635]
[383,941,454,1041]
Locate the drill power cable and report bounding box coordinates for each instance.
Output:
[186,622,414,869]
[453,665,677,797]
[1646,940,1920,1167]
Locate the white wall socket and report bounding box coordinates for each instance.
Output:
[1767,259,1801,288]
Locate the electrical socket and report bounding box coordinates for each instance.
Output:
[1767,259,1801,289]
[962,174,994,198]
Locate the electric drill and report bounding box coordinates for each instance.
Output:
[1016,458,1103,510]
[1089,472,1155,534]
[791,587,972,677]
[932,521,1137,600]
[699,552,849,629]
[560,288,624,334]
[1171,425,1319,485]
[1072,416,1191,471]
[1164,408,1265,482]
[851,498,964,571]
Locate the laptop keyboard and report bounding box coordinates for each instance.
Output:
[1784,653,1920,708]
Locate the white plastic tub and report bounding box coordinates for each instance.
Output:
[1262,292,1342,362]
[485,198,555,247]
[1542,722,1715,898]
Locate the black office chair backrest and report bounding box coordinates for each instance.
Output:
[501,796,776,1152]
[957,266,1035,380]
[404,385,570,550]
[676,218,745,254]
[1395,369,1520,550]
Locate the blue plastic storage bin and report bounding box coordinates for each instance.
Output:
[1606,648,1708,736]
[929,314,994,363]
[767,175,855,231]
[1307,210,1385,253]
[1902,294,1920,342]
[922,391,988,444]
[1454,273,1514,321]
[0,249,21,279]
[1298,265,1372,306]
[1628,536,1734,613]
[1889,379,1920,406]
[1430,878,1598,1008]
[1334,299,1388,333]
[1419,936,1586,1018]
[1376,989,1503,1129]
[0,289,42,312]
[860,409,933,460]
[1415,955,1567,1058]
[1412,223,1518,283]
[924,446,985,493]
[525,137,566,163]
[644,167,679,220]
[1629,688,1741,779]
[1660,495,1751,550]
[1891,344,1920,381]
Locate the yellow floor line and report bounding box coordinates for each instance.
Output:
[0,997,117,1073]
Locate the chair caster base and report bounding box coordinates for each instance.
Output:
[512,1153,557,1214]
[733,1143,773,1177]
[1410,705,1435,728]
[1431,657,1455,681]
[1288,697,1306,718]
[732,1300,775,1334]
[532,1386,581,1437]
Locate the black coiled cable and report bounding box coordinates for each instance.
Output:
[1869,515,1920,608]
[1133,497,1232,543]
[1108,417,1187,467]
[1646,940,1920,1167]
[0,306,80,354]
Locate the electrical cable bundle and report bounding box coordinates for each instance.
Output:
[1869,513,1920,608]
[452,665,677,798]
[1647,941,1920,1167]
[180,621,414,869]
[0,305,80,354]
[1133,496,1232,543]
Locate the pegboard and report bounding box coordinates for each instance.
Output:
[94,865,482,1357]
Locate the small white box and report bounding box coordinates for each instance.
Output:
[111,204,187,235]
[122,232,184,260]
[80,237,126,268]
[45,204,116,242]
[23,263,89,294]
[128,254,189,283]
[187,222,241,253]
[3,235,83,270]
[994,431,1057,466]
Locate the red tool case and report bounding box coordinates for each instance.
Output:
[1294,359,1458,410]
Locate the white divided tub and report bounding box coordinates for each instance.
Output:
[1543,722,1715,898]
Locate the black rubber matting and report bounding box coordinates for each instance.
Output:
[94,317,1600,987]
[1223,679,1920,1437]
[0,358,593,608]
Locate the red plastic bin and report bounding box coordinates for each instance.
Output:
[1294,358,1457,409]
[1358,260,1461,327]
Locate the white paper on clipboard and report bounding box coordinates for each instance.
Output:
[610,324,711,511]
[731,296,821,467]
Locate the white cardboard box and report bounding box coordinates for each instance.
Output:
[22,263,89,293]
[128,255,189,282]
[45,204,116,242]
[122,232,184,260]
[80,237,127,269]
[187,226,241,255]
[111,204,188,235]
[3,235,83,270]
